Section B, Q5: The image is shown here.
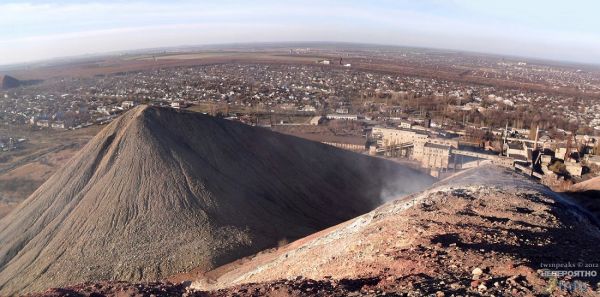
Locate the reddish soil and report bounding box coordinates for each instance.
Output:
[26,166,600,296]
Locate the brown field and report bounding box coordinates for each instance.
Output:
[7,52,322,81]
[7,50,594,99]
[0,125,101,217]
[187,102,258,115]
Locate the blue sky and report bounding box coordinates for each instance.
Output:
[1,0,599,65]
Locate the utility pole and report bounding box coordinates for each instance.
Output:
[530,125,539,177]
[565,133,573,162]
[533,126,539,150]
[573,132,581,161]
[503,122,508,156]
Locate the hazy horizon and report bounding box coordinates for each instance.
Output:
[1,0,599,66]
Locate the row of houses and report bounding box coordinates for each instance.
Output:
[30,118,71,129]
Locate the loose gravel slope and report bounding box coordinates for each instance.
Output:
[0,105,433,295]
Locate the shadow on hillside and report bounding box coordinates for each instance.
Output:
[431,220,600,289]
[564,190,600,222]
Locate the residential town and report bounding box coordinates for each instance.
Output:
[1,61,599,183]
